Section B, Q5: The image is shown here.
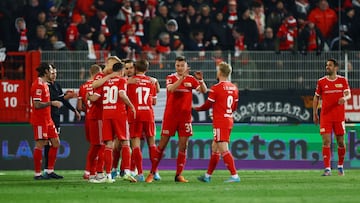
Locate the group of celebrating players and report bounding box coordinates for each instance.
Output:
[30,55,242,183]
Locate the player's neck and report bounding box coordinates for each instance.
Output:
[218,76,228,82]
[327,74,337,80]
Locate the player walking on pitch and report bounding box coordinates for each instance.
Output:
[313,58,351,176]
[194,62,241,183]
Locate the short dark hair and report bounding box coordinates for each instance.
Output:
[123,59,134,64]
[135,59,149,72]
[327,58,338,67]
[36,63,51,77]
[113,62,123,72]
[175,56,186,62]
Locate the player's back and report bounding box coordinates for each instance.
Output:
[101,76,127,119]
[127,74,156,121]
[211,81,238,128]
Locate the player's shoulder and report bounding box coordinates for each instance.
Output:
[336,75,347,81]
[318,76,327,82]
[94,72,104,80]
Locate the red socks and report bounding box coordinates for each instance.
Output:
[176,151,186,176]
[322,146,331,169]
[207,152,220,175]
[222,151,237,175]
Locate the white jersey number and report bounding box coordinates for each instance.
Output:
[103,86,119,104]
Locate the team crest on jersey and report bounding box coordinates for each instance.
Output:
[36,89,42,95]
[184,82,192,87]
[335,84,343,88]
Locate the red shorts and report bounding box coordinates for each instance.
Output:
[320,120,345,136]
[32,123,58,140]
[161,120,192,137]
[102,119,129,141]
[130,121,155,139]
[213,128,232,142]
[88,119,103,145]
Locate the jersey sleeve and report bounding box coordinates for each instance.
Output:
[315,80,321,96]
[32,82,44,101]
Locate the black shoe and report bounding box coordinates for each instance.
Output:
[34,175,49,180]
[45,172,64,179]
[119,170,125,177]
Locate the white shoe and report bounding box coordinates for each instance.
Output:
[89,174,106,183]
[105,174,115,183]
[123,174,137,182]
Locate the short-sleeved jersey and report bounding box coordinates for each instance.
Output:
[315,75,350,122]
[30,77,52,125]
[127,74,156,122]
[95,76,127,119]
[208,81,239,129]
[163,74,200,122]
[79,79,103,119]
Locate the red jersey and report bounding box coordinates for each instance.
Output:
[208,81,239,129]
[163,74,200,122]
[79,79,103,119]
[30,77,52,125]
[127,74,156,122]
[95,76,128,119]
[315,75,350,122]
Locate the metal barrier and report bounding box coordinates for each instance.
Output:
[41,51,359,89]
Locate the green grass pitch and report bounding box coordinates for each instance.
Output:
[1,170,360,203]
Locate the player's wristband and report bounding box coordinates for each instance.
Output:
[198,80,204,83]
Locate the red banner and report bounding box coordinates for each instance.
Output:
[345,89,360,122]
[0,80,29,122]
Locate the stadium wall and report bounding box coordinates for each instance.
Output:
[1,123,360,170]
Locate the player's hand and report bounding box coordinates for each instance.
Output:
[181,67,190,79]
[131,106,136,119]
[65,89,77,99]
[194,71,203,80]
[51,101,63,108]
[127,77,139,84]
[313,113,319,125]
[338,97,346,105]
[74,110,81,121]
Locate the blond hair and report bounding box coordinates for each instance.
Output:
[218,62,232,77]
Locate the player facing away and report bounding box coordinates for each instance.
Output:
[127,59,158,182]
[77,64,103,180]
[111,59,136,179]
[89,62,137,183]
[194,62,241,183]
[146,56,207,183]
[30,63,63,180]
[313,58,351,176]
[87,56,122,183]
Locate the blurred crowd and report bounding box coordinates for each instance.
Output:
[1,0,360,59]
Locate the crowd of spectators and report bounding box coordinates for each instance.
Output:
[1,0,360,59]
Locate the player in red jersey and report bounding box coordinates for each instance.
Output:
[146,56,207,183]
[77,64,102,180]
[87,56,122,182]
[194,62,240,183]
[30,63,63,180]
[126,59,158,182]
[89,62,137,183]
[111,59,136,179]
[313,58,351,176]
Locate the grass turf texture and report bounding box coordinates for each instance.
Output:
[1,170,360,203]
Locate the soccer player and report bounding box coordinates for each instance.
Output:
[77,64,102,180]
[30,63,62,180]
[194,62,241,183]
[43,64,81,178]
[145,56,207,183]
[313,58,351,176]
[111,59,136,179]
[89,62,137,183]
[127,59,158,182]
